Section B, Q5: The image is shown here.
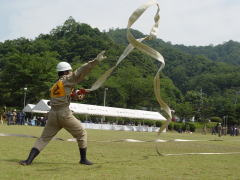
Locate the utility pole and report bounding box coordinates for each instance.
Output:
[23,87,28,108]
[102,88,108,123]
[103,88,108,107]
[199,88,203,121]
[234,91,240,125]
[199,88,207,134]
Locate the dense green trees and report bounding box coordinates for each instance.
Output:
[175,40,240,65]
[0,51,58,106]
[1,17,240,126]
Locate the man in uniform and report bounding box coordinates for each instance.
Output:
[19,51,106,166]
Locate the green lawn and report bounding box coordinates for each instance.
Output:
[1,125,240,180]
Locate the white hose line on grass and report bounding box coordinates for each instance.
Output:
[0,133,223,143]
[70,138,223,143]
[2,133,240,156]
[160,152,240,156]
[0,133,64,141]
[0,133,38,138]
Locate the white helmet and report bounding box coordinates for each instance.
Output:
[56,62,72,72]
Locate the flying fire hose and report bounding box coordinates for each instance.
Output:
[89,0,172,136]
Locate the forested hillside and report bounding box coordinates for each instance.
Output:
[175,40,240,65]
[1,17,240,125]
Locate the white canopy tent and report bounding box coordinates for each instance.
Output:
[22,99,166,132]
[69,103,166,121]
[22,104,35,113]
[27,99,166,121]
[31,99,50,113]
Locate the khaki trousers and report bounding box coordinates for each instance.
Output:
[34,107,87,151]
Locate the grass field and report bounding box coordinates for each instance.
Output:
[1,125,240,180]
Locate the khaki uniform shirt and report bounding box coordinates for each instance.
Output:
[50,59,98,107]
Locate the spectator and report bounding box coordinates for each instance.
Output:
[12,109,17,124]
[236,127,239,136]
[1,106,7,124]
[217,123,222,137]
[234,126,238,136]
[0,113,3,124]
[19,111,25,125]
[230,126,233,136]
[16,111,21,125]
[7,111,14,125]
[211,126,216,135]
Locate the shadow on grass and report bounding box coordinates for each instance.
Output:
[1,158,75,165]
[2,159,104,172]
[1,158,20,163]
[2,158,124,167]
[95,160,132,165]
[32,161,76,165]
[95,155,159,165]
[1,154,156,168]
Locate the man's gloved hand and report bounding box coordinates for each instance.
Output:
[71,88,89,101]
[96,51,107,62]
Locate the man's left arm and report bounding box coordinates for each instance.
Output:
[66,51,106,84]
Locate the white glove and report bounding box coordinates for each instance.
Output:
[96,51,107,62]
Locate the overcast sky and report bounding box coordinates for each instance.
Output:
[0,0,239,46]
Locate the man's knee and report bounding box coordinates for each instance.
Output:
[75,129,87,147]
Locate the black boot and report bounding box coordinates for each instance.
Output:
[19,148,40,165]
[79,148,93,165]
